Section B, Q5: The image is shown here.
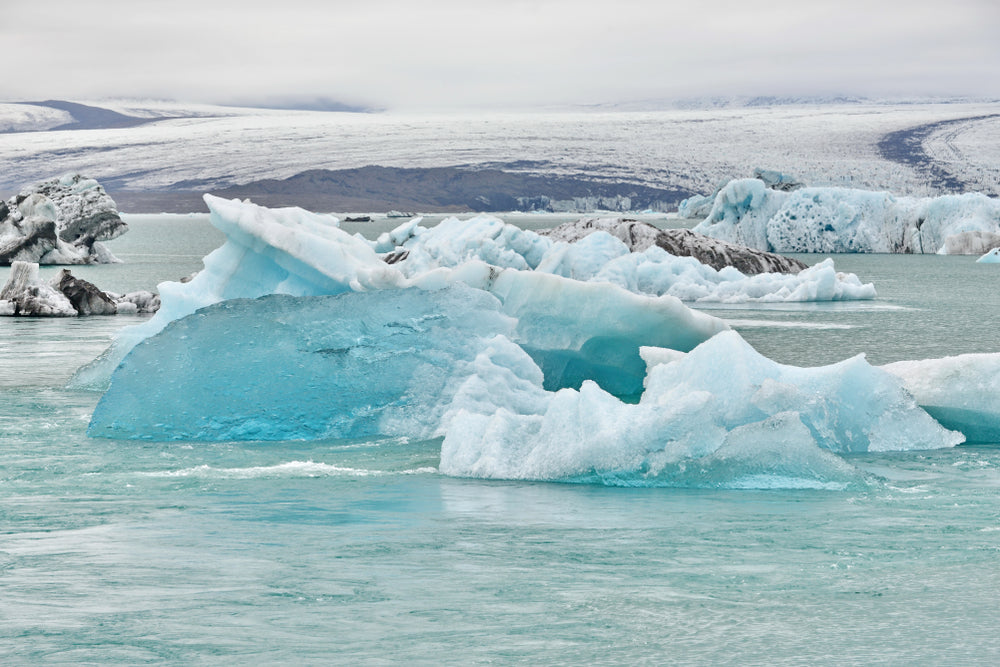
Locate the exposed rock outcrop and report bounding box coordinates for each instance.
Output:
[0,174,127,265]
[0,262,160,316]
[540,217,808,275]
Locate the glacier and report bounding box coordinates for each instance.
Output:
[692,178,1000,254]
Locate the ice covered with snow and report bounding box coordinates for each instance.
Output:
[883,354,1000,443]
[440,331,962,485]
[693,178,1000,254]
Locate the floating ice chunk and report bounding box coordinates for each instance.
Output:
[941,231,1000,256]
[693,178,1000,254]
[73,196,729,396]
[590,251,875,303]
[71,195,405,389]
[397,214,551,274]
[976,247,1000,263]
[393,215,874,303]
[0,261,76,316]
[89,286,537,441]
[440,331,962,484]
[883,354,1000,443]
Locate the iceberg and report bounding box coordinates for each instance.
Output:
[1,174,127,265]
[73,196,728,397]
[386,213,874,303]
[883,354,1000,443]
[89,286,547,441]
[692,178,1000,254]
[441,331,962,485]
[976,247,1000,263]
[89,285,961,490]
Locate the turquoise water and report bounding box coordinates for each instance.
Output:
[3,216,1000,664]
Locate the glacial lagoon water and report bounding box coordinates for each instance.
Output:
[3,214,1000,663]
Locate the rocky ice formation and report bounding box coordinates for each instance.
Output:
[0,261,159,316]
[0,174,128,265]
[540,217,808,274]
[0,262,75,316]
[691,177,1000,254]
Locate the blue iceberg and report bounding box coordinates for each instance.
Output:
[89,286,542,441]
[80,196,993,489]
[692,178,1000,254]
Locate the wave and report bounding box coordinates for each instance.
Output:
[139,460,437,479]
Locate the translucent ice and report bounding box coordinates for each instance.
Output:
[72,196,728,395]
[440,331,963,485]
[976,247,1000,263]
[883,354,1000,443]
[89,286,544,441]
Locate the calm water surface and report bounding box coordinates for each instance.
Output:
[2,214,999,664]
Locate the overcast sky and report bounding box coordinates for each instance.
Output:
[4,0,999,110]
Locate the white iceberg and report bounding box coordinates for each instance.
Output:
[386,213,875,302]
[883,354,1000,443]
[692,178,1000,254]
[441,331,963,485]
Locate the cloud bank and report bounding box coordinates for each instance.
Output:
[4,0,999,109]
